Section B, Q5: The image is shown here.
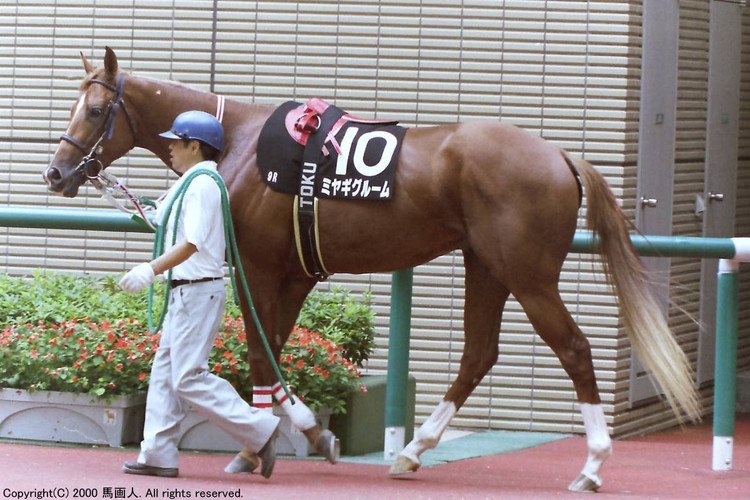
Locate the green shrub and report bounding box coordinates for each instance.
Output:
[0,318,156,398]
[0,274,376,369]
[0,270,162,326]
[225,284,375,367]
[296,287,375,367]
[0,272,375,412]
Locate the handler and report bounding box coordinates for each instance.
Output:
[118,110,279,478]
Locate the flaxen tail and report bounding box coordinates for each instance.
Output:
[564,152,701,423]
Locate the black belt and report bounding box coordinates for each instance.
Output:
[170,277,223,288]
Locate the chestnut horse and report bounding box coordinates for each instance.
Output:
[44,48,699,492]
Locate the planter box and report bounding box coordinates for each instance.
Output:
[329,374,416,456]
[178,405,331,458]
[0,388,146,447]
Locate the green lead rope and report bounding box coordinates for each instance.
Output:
[146,167,293,401]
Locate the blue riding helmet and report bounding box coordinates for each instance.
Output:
[159,110,224,152]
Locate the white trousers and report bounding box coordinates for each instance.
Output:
[138,279,279,468]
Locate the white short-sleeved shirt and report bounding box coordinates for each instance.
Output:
[154,161,226,280]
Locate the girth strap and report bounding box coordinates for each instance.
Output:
[294,104,345,281]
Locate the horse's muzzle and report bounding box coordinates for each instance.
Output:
[43,166,61,186]
[43,166,81,197]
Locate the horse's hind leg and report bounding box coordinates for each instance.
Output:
[390,250,509,475]
[514,285,612,492]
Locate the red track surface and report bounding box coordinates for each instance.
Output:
[2,415,748,499]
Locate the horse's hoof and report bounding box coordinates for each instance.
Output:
[388,455,420,476]
[315,429,340,464]
[223,452,259,474]
[568,473,601,492]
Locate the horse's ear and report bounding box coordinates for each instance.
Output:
[80,51,94,74]
[103,46,118,78]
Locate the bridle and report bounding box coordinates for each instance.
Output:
[58,73,154,229]
[59,73,137,179]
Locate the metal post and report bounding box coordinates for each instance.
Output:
[384,267,413,462]
[712,258,739,471]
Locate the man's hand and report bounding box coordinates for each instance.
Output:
[119,262,155,293]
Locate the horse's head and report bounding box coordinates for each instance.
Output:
[43,47,137,197]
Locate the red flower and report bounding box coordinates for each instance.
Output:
[138,373,148,381]
[296,359,305,369]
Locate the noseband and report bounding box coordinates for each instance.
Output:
[59,73,137,179]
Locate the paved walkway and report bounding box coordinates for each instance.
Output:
[2,415,749,499]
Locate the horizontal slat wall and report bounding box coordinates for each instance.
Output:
[0,0,637,435]
[737,6,750,379]
[9,1,747,437]
[305,1,641,433]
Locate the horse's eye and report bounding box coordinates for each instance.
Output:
[88,107,104,118]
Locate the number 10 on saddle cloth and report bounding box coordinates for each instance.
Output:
[257,99,407,202]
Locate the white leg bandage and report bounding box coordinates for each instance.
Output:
[579,403,612,487]
[273,382,317,431]
[400,400,457,464]
[252,386,274,412]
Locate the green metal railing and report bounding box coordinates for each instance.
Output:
[0,205,745,470]
[387,234,748,470]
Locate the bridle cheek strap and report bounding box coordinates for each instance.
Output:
[59,74,136,175]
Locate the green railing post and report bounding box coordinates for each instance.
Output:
[384,267,413,461]
[712,259,739,471]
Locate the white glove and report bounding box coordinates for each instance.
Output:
[119,262,155,293]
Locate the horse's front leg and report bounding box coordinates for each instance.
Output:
[263,276,339,463]
[390,251,509,476]
[224,274,337,473]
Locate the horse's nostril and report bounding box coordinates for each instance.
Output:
[44,167,62,184]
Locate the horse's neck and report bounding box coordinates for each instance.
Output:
[125,74,272,207]
[127,76,252,163]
